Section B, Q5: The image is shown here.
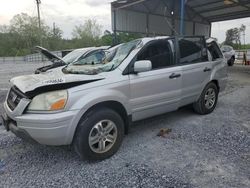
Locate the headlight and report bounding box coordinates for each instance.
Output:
[28,90,68,111]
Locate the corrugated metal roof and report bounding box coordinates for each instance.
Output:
[112,0,250,22]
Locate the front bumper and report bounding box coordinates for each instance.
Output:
[3,101,80,146]
[1,114,37,143]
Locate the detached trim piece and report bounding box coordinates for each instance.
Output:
[25,79,103,98]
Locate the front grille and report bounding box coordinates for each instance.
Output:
[7,86,27,111]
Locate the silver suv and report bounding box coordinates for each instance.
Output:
[1,36,227,160]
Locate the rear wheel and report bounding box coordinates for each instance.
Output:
[193,82,218,115]
[73,108,124,161]
[228,56,235,66]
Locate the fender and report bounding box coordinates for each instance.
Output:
[69,89,131,114]
[64,89,131,144]
[210,59,227,90]
[194,60,226,101]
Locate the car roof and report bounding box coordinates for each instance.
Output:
[73,46,110,52]
[221,45,232,48]
[139,36,171,44]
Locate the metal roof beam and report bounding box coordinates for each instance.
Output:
[151,0,162,13]
[208,10,250,22]
[185,4,210,24]
[141,2,151,13]
[160,0,175,17]
[237,0,250,10]
[112,0,148,10]
[188,0,222,9]
[196,0,250,13]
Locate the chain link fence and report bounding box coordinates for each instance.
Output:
[0,50,64,63]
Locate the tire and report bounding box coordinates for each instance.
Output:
[73,108,124,161]
[193,82,218,115]
[227,56,235,66]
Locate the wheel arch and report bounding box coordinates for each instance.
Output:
[211,80,220,91]
[69,100,131,145]
[81,100,131,135]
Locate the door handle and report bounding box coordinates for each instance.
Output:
[169,73,181,79]
[203,67,211,72]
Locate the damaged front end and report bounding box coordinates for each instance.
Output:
[34,46,67,74]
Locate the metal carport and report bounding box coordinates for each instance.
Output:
[111,0,250,37]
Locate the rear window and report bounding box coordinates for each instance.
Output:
[179,37,208,64]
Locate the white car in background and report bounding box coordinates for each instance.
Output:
[221,45,236,66]
[35,46,110,73]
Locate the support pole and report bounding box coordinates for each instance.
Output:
[171,0,175,35]
[180,0,185,36]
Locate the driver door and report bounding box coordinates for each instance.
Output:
[129,39,182,121]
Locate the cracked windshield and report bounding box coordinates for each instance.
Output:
[63,40,141,75]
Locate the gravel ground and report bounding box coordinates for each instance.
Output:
[0,62,249,188]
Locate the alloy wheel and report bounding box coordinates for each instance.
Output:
[204,88,216,109]
[88,120,118,154]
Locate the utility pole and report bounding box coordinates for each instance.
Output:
[243,30,246,48]
[53,22,56,35]
[36,0,42,45]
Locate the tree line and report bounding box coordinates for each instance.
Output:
[0,13,141,57]
[2,13,248,57]
[223,24,248,49]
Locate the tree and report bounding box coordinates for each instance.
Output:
[72,19,102,39]
[101,31,142,46]
[72,19,102,47]
[239,24,246,33]
[9,13,50,50]
[0,13,65,56]
[0,25,9,33]
[224,24,246,49]
[45,25,64,50]
[224,28,239,46]
[239,24,246,47]
[0,14,142,57]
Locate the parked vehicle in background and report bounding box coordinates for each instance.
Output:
[221,45,236,66]
[1,36,227,161]
[35,46,110,73]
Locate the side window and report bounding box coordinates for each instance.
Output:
[179,37,208,64]
[207,41,223,60]
[136,40,174,69]
[76,51,105,65]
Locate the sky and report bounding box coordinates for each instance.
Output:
[0,0,250,43]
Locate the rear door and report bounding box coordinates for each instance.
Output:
[129,38,182,121]
[177,36,212,106]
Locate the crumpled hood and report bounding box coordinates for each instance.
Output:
[10,68,105,94]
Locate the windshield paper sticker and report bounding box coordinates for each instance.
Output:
[43,78,66,85]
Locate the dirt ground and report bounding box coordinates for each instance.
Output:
[0,62,249,188]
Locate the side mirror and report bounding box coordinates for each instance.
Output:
[133,60,152,73]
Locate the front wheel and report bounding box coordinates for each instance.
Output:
[193,82,218,115]
[73,108,124,161]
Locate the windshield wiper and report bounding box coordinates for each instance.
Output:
[109,64,115,71]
